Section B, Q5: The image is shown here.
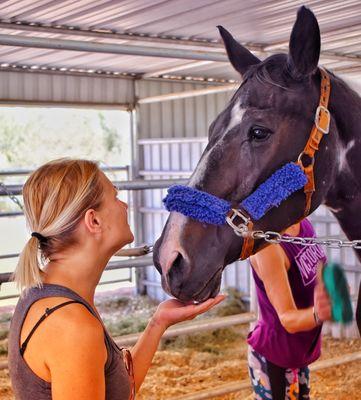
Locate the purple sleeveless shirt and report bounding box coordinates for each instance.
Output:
[247,218,327,369]
[8,283,131,400]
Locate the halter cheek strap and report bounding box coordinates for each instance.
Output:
[297,67,331,217]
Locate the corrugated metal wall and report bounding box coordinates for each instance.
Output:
[137,80,233,139]
[0,71,134,107]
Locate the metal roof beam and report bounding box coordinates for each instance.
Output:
[0,33,229,62]
[0,21,224,48]
[0,22,360,73]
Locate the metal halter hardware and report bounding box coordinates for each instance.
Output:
[314,105,330,134]
[225,209,251,237]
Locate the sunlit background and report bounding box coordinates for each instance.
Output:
[0,107,133,305]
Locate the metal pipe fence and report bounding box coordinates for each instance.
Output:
[0,178,187,199]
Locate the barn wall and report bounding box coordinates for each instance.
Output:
[137,80,233,139]
[0,71,134,107]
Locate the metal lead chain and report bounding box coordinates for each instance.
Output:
[249,230,361,250]
[0,181,24,211]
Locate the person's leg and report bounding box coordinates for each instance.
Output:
[266,359,287,400]
[248,346,287,399]
[284,368,300,399]
[284,366,310,399]
[298,367,311,399]
[248,346,273,399]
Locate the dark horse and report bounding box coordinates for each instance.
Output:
[153,7,361,332]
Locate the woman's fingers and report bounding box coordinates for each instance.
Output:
[153,294,227,328]
[183,294,226,318]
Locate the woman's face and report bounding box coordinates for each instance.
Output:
[98,172,134,252]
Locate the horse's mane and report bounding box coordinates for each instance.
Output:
[330,72,361,102]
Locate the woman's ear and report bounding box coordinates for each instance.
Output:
[84,209,102,234]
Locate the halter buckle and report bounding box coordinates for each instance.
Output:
[226,208,251,237]
[314,105,330,134]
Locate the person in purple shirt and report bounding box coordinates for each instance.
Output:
[247,218,333,399]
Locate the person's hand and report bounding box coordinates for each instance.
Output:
[314,280,332,322]
[151,294,226,330]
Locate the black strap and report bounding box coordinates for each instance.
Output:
[20,300,84,357]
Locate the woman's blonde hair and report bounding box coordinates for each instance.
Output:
[14,159,104,292]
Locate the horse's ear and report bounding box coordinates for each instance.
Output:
[288,6,320,77]
[218,25,260,76]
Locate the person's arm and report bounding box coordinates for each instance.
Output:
[251,244,331,334]
[45,304,107,400]
[130,295,225,392]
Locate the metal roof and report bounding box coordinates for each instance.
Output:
[0,0,360,82]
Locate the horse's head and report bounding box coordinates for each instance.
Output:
[153,6,339,302]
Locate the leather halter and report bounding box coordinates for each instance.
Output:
[235,67,331,260]
[297,67,331,217]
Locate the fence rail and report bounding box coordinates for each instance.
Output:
[0,255,153,286]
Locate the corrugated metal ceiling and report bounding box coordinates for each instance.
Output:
[0,0,360,81]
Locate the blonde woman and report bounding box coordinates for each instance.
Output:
[8,159,225,400]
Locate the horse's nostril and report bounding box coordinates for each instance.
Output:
[166,252,190,295]
[172,253,183,270]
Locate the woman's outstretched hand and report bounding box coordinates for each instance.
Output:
[152,295,226,330]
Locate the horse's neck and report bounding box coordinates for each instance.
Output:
[325,75,361,253]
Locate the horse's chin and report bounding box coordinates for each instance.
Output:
[161,268,223,303]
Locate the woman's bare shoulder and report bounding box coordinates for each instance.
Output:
[44,300,106,360]
[20,296,106,383]
[22,296,103,338]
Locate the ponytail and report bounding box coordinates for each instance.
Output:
[13,236,43,292]
[13,158,103,293]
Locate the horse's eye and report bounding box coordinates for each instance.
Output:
[249,126,272,141]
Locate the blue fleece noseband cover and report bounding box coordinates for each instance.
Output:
[163,163,307,224]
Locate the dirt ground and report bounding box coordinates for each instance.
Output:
[1,329,361,400]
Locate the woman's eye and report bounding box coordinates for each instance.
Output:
[249,126,272,141]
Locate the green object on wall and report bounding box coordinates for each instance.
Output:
[322,262,353,324]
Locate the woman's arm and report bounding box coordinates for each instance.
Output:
[251,244,331,334]
[130,295,225,392]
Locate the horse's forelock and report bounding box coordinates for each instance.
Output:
[237,58,318,117]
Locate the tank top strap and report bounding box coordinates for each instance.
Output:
[20,299,84,356]
[14,283,115,371]
[15,283,98,329]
